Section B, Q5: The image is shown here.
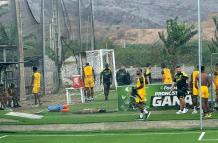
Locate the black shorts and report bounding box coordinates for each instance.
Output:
[177,89,186,98]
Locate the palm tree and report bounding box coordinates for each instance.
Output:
[158,17,197,70]
[209,17,218,53]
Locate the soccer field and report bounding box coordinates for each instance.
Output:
[0,130,218,143]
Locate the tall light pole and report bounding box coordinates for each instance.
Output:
[90,0,95,51]
[41,0,46,95]
[197,0,203,130]
[15,0,26,98]
[78,0,83,76]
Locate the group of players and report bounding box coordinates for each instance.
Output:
[82,61,218,120]
[83,63,113,102]
[44,61,218,119]
[0,66,41,110]
[139,63,218,119]
[4,61,218,121]
[0,83,21,110]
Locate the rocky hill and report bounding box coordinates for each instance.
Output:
[92,0,218,28]
[1,0,218,44]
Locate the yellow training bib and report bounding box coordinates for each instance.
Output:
[163,68,172,84]
[84,66,93,77]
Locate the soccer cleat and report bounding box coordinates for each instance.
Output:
[176,110,182,114]
[182,108,188,114]
[204,114,209,118]
[206,113,212,118]
[139,113,144,119]
[192,110,198,114]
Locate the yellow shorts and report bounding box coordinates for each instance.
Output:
[200,86,209,99]
[84,77,94,88]
[32,86,40,94]
[192,87,198,96]
[135,94,146,103]
[164,79,172,84]
[213,83,218,91]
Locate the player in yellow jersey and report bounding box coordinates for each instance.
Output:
[31,67,41,106]
[83,63,95,102]
[214,63,218,110]
[161,63,173,84]
[195,66,211,118]
[189,65,199,114]
[144,63,152,84]
[132,68,150,120]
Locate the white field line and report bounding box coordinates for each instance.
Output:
[203,139,218,141]
[7,131,203,137]
[0,135,8,139]
[198,132,205,141]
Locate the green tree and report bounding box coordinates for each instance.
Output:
[0,3,8,17]
[95,38,118,50]
[0,23,17,45]
[46,38,80,93]
[0,23,37,57]
[158,17,197,69]
[209,17,218,53]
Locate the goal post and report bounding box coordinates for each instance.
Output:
[85,49,117,91]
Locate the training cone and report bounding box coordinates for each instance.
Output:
[61,108,70,112]
[63,104,69,109]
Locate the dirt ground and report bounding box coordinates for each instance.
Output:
[1,119,218,132]
[12,90,81,113]
[0,118,18,123]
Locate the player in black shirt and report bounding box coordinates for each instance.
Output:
[100,63,113,101]
[171,66,189,114]
[116,66,131,86]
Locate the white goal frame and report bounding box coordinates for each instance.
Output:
[85,49,117,91]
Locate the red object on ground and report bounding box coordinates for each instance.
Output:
[63,104,69,109]
[72,75,84,88]
[61,108,70,112]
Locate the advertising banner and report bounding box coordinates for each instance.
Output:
[148,84,192,109]
[117,84,193,111]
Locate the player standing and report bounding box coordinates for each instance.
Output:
[195,66,212,118]
[31,67,41,106]
[171,66,189,114]
[161,63,173,84]
[190,65,199,114]
[214,63,218,110]
[83,63,95,102]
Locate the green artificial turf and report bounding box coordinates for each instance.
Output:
[0,90,218,125]
[0,130,217,143]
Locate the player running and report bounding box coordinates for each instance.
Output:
[190,65,199,114]
[195,66,212,118]
[132,68,150,120]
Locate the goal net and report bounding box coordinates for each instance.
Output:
[86,49,117,91]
